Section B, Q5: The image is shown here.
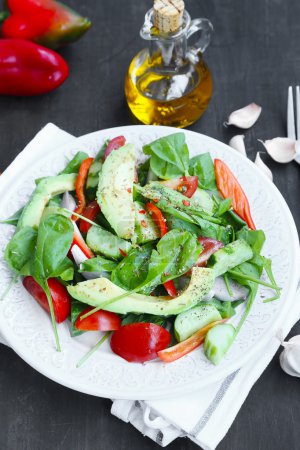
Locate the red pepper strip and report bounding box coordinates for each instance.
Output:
[160,176,198,198]
[158,320,225,363]
[3,0,91,49]
[79,200,100,234]
[214,159,256,230]
[196,237,224,267]
[0,39,69,96]
[23,276,71,323]
[72,157,94,222]
[145,202,177,297]
[75,307,121,331]
[119,248,128,258]
[104,135,126,160]
[72,222,94,259]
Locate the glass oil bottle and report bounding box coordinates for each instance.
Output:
[125,0,213,128]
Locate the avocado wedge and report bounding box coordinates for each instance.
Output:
[67,267,215,316]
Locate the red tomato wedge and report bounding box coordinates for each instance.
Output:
[163,279,177,297]
[196,237,224,267]
[214,159,256,230]
[145,202,168,237]
[23,277,71,323]
[79,201,101,234]
[72,222,94,259]
[72,157,94,221]
[104,136,126,160]
[110,323,171,362]
[75,307,121,331]
[160,176,198,198]
[158,320,224,363]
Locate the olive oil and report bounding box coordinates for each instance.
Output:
[124,3,213,128]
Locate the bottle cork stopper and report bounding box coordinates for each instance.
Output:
[153,0,185,34]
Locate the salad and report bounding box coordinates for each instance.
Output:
[1,132,280,367]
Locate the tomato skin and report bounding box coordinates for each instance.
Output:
[79,201,101,234]
[104,136,126,160]
[110,323,171,362]
[197,237,224,266]
[214,159,256,230]
[23,276,71,323]
[75,307,121,331]
[158,320,224,363]
[160,176,198,198]
[163,279,177,297]
[145,202,168,237]
[72,157,94,221]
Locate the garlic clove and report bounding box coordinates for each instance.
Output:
[280,335,300,378]
[225,103,262,129]
[259,138,296,163]
[229,135,247,156]
[255,152,273,181]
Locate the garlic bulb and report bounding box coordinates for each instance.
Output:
[229,135,247,156]
[225,103,262,129]
[279,335,300,377]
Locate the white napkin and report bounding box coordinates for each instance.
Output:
[1,124,299,450]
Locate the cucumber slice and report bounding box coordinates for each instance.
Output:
[174,304,222,342]
[208,239,253,277]
[204,323,235,365]
[86,225,132,260]
[191,188,214,214]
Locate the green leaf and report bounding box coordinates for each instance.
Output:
[215,198,232,217]
[164,213,203,236]
[143,133,189,179]
[51,257,74,281]
[4,227,37,273]
[80,256,117,274]
[111,244,153,291]
[70,300,88,337]
[121,313,168,328]
[94,139,110,161]
[208,299,244,319]
[137,159,150,187]
[0,207,23,226]
[236,228,266,254]
[60,151,89,175]
[189,153,216,190]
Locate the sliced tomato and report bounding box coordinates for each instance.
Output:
[160,176,198,198]
[110,323,171,362]
[158,320,224,363]
[104,136,126,160]
[79,200,101,234]
[163,280,177,297]
[197,237,224,267]
[72,222,94,259]
[145,202,168,237]
[75,307,121,331]
[23,277,71,323]
[72,157,94,221]
[214,159,256,230]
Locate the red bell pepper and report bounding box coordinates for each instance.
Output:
[160,176,198,198]
[72,222,94,259]
[75,307,121,332]
[104,136,126,160]
[158,320,224,363]
[0,39,69,96]
[214,159,256,230]
[23,276,71,323]
[79,200,101,234]
[145,202,177,297]
[72,157,94,221]
[1,0,91,49]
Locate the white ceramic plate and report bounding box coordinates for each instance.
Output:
[0,125,299,400]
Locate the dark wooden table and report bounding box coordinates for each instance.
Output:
[0,0,300,449]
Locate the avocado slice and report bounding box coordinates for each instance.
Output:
[97,144,136,240]
[134,201,160,244]
[86,225,132,260]
[17,174,77,230]
[67,267,215,316]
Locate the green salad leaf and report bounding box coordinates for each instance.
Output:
[189,153,216,190]
[0,207,24,226]
[60,151,89,175]
[4,226,37,273]
[121,313,168,328]
[80,256,118,274]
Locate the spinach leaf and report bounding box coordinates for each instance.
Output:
[70,300,88,337]
[236,228,266,254]
[0,207,23,226]
[94,139,109,161]
[51,257,74,281]
[111,244,153,291]
[80,256,117,274]
[4,226,37,273]
[189,153,216,190]
[208,299,244,319]
[215,198,232,217]
[121,313,168,328]
[139,229,202,294]
[223,209,247,231]
[164,213,203,236]
[60,151,89,175]
[191,216,232,244]
[143,133,189,179]
[137,159,150,187]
